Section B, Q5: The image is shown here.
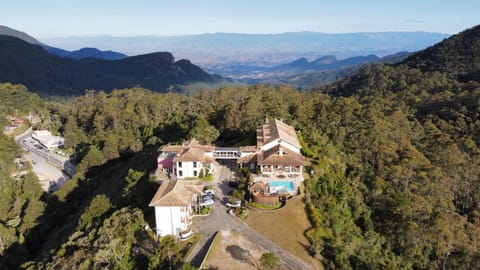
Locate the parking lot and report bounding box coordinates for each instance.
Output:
[24,150,67,192]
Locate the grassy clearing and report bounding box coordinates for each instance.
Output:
[244,195,324,270]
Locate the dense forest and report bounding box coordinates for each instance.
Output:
[1,25,480,269]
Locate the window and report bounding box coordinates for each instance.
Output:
[193,171,197,177]
[178,162,182,168]
[193,161,197,168]
[179,170,183,177]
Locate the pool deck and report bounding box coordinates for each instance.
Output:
[252,174,304,194]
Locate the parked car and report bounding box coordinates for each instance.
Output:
[202,190,215,199]
[199,199,214,206]
[203,189,215,196]
[202,194,214,202]
[226,199,241,208]
[202,194,214,201]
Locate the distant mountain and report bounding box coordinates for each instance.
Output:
[0,36,225,96]
[43,32,450,66]
[234,51,412,89]
[402,24,480,82]
[44,46,127,60]
[212,52,411,82]
[274,54,380,73]
[0,25,127,60]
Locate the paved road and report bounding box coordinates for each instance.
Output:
[188,162,316,270]
[188,162,236,266]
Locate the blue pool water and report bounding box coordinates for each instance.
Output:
[269,181,295,194]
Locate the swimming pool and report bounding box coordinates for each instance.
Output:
[269,181,295,194]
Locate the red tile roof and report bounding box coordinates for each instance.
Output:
[160,139,215,163]
[149,180,204,207]
[257,119,301,149]
[237,153,257,164]
[257,145,304,166]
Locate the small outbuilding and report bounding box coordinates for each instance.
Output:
[249,181,279,206]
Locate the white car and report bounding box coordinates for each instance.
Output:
[200,199,214,206]
[203,189,215,196]
[226,200,241,208]
[202,194,214,201]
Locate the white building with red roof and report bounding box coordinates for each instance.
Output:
[157,119,304,179]
[149,180,204,237]
[151,119,305,237]
[158,139,216,179]
[238,119,304,176]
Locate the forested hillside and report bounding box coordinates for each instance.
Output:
[0,26,479,270]
[0,36,227,97]
[0,84,46,267]
[0,73,478,269]
[402,24,480,82]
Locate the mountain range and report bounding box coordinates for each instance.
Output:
[0,25,127,60]
[43,32,450,67]
[0,35,225,96]
[212,52,411,79]
[0,25,458,96]
[262,25,480,90]
[44,46,127,60]
[248,51,412,89]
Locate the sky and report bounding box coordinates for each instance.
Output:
[2,0,479,38]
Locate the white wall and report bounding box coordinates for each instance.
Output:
[154,206,189,237]
[175,161,204,179]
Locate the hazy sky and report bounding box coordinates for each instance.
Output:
[3,0,479,38]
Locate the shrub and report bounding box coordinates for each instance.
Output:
[260,252,278,269]
[200,207,211,215]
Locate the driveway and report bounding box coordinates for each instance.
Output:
[188,162,316,270]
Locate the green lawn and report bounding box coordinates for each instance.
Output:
[244,195,323,270]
